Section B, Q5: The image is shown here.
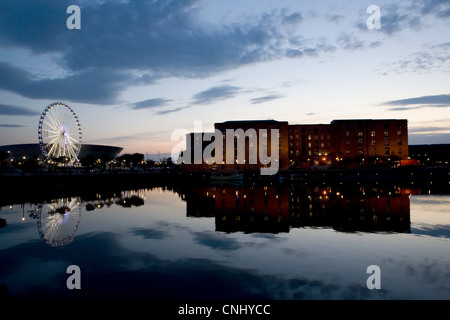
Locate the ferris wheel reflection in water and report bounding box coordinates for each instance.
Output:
[37,197,82,247]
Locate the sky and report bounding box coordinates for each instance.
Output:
[0,0,449,156]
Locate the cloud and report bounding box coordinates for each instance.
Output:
[383,94,450,110]
[250,94,284,105]
[0,61,126,104]
[0,1,330,105]
[129,98,172,110]
[191,85,241,105]
[336,33,365,50]
[355,3,422,35]
[131,227,170,240]
[0,124,26,128]
[420,0,450,18]
[0,103,39,116]
[154,106,190,116]
[285,39,336,58]
[282,12,303,25]
[192,232,242,251]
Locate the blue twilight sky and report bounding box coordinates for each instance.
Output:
[0,0,449,155]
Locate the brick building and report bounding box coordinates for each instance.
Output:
[181,118,409,172]
[330,119,408,162]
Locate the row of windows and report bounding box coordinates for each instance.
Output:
[345,147,403,155]
[290,150,328,156]
[346,139,403,146]
[345,130,402,137]
[289,134,331,141]
[343,123,403,130]
[289,127,331,134]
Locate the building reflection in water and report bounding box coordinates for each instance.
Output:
[2,184,413,248]
[184,184,413,234]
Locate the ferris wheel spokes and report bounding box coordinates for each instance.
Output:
[38,102,82,165]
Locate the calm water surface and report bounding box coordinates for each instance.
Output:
[1,183,449,300]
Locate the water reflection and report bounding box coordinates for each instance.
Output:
[37,197,82,247]
[1,184,416,248]
[182,184,412,234]
[0,182,449,300]
[2,190,149,247]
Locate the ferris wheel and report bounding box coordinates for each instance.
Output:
[37,197,83,247]
[38,102,82,164]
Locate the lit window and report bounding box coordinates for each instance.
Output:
[371,131,376,137]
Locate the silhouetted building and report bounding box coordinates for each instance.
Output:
[180,118,410,172]
[330,119,408,162]
[409,144,450,166]
[288,124,332,168]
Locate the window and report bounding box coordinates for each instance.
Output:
[308,135,312,140]
[308,142,312,148]
[399,148,403,154]
[346,140,350,145]
[358,139,363,146]
[385,147,390,155]
[314,135,318,140]
[320,142,325,148]
[384,138,389,146]
[320,135,324,140]
[397,139,402,146]
[346,149,351,154]
[371,131,376,137]
[397,131,402,136]
[384,131,389,137]
[371,140,376,146]
[358,131,363,137]
[372,148,377,155]
[346,131,350,137]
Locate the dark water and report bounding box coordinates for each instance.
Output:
[1,181,450,300]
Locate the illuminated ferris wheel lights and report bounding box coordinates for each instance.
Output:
[38,102,82,164]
